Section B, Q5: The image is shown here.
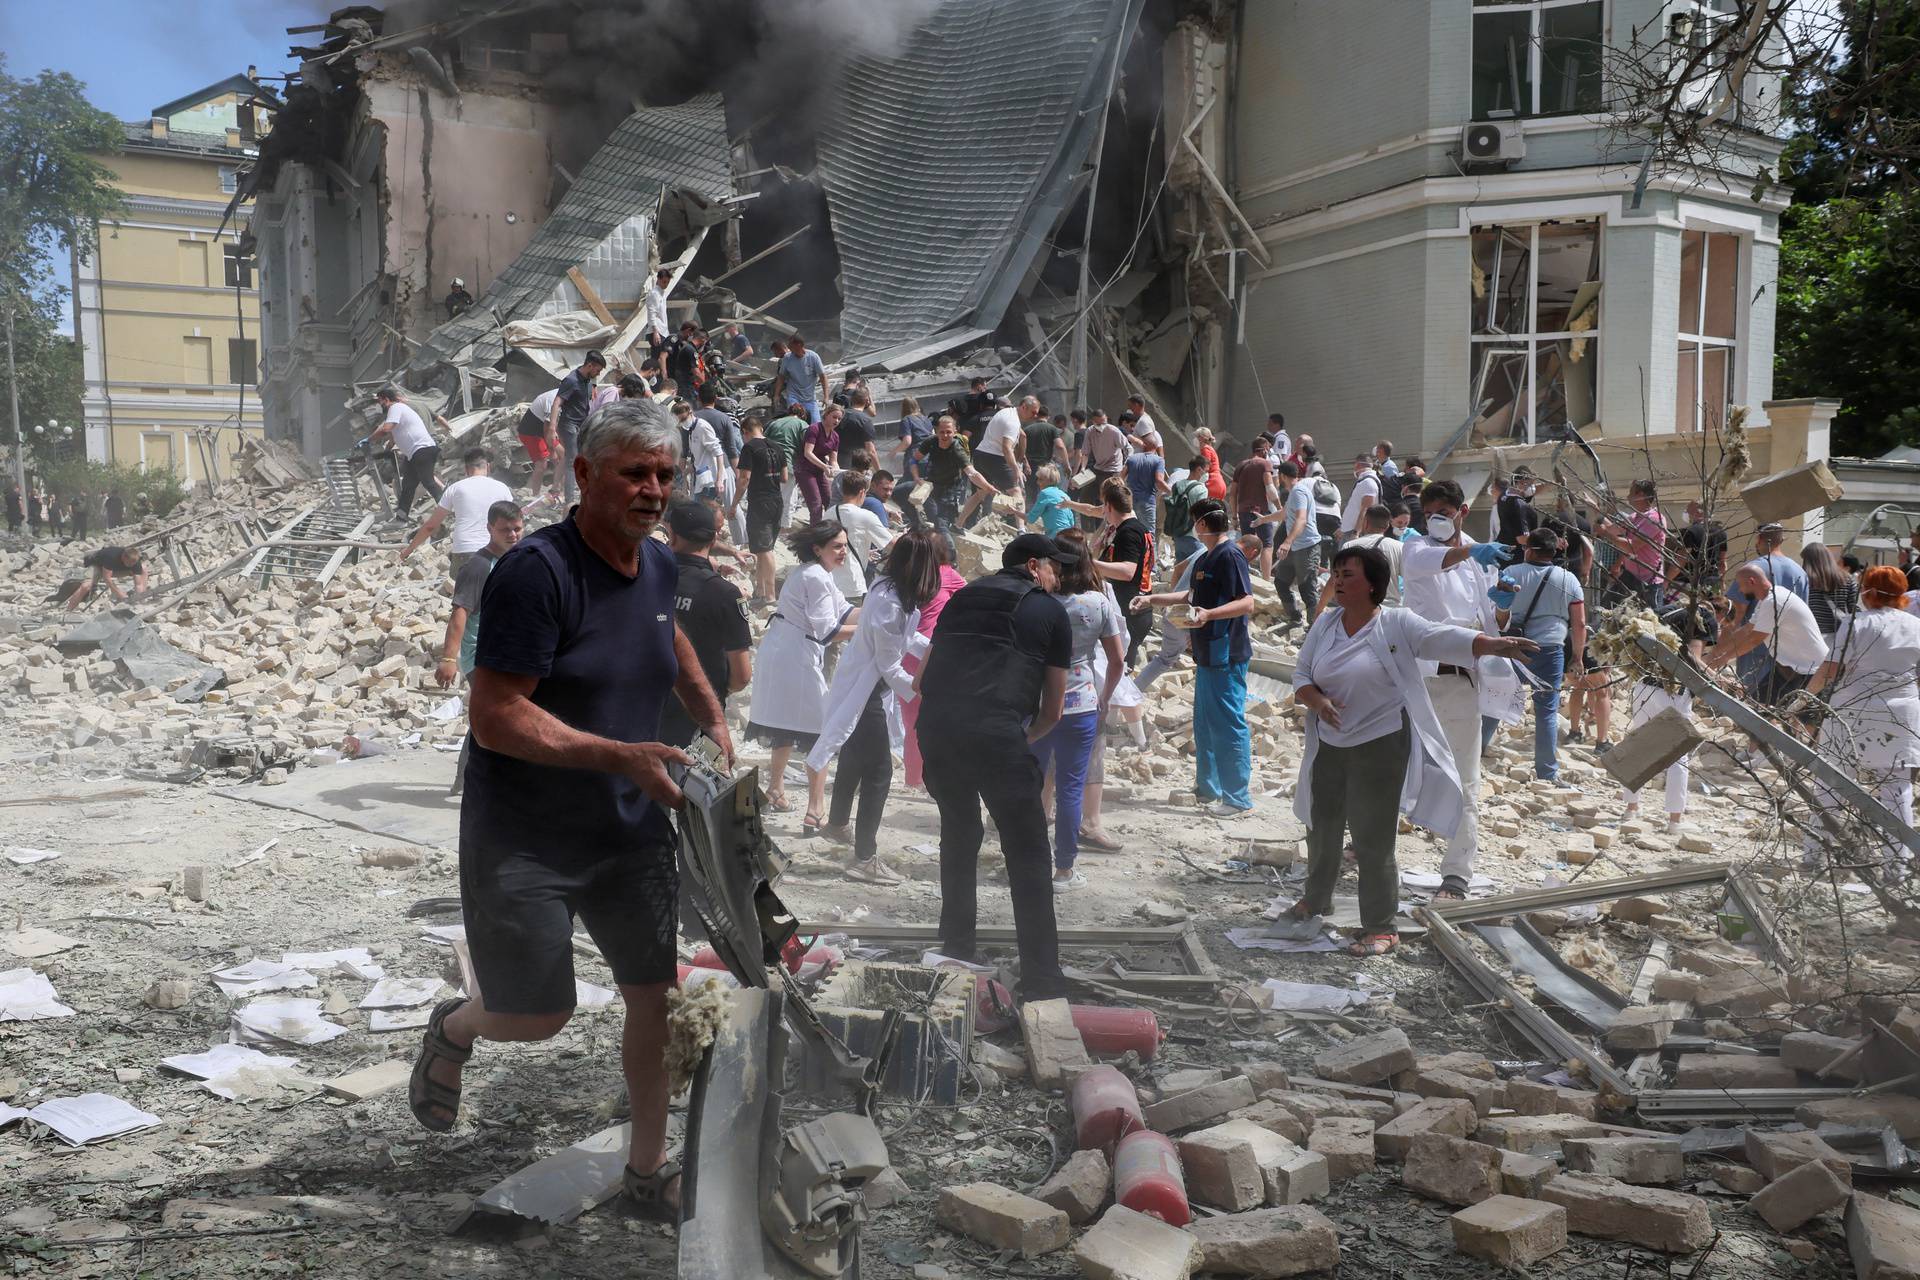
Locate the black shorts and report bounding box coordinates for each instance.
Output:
[1238,512,1274,546]
[746,497,782,553]
[976,452,1017,492]
[459,826,679,1014]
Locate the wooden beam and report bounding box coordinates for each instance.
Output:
[566,267,617,328]
[709,225,809,287]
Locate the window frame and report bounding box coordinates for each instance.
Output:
[1468,215,1605,446]
[228,337,258,387]
[223,243,254,289]
[1471,0,1608,121]
[1674,224,1745,433]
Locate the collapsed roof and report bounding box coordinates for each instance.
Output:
[410,93,733,375]
[819,0,1146,362]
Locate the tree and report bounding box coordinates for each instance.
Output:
[0,54,124,493]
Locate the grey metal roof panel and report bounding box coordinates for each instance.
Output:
[818,0,1143,359]
[412,94,732,372]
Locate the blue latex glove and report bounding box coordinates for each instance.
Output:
[1488,585,1517,610]
[1467,541,1513,568]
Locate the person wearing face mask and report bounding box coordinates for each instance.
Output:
[1494,466,1542,550]
[1490,529,1585,782]
[1399,479,1513,900]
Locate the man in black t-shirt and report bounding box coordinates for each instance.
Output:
[730,415,786,602]
[660,501,752,748]
[917,534,1077,1000]
[1091,479,1155,666]
[1677,500,1728,596]
[65,545,146,609]
[1494,466,1542,549]
[837,388,877,468]
[550,350,605,503]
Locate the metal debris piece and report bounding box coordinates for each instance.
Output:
[462,1123,630,1229]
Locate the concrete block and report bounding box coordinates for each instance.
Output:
[1413,1051,1498,1082]
[1745,1129,1853,1185]
[1650,970,1704,1002]
[1408,1068,1502,1116]
[1073,1204,1202,1280]
[1233,1061,1292,1093]
[1162,1067,1227,1094]
[1451,1195,1568,1266]
[1673,1054,1800,1089]
[1713,1165,1767,1194]
[1143,1075,1257,1134]
[1848,1190,1920,1280]
[1603,707,1706,792]
[1308,1117,1375,1181]
[1750,1158,1851,1233]
[1501,1151,1559,1198]
[1610,895,1669,923]
[1227,1100,1307,1146]
[1741,459,1845,525]
[1605,1006,1673,1051]
[1256,1090,1344,1127]
[1177,1125,1266,1212]
[935,1183,1070,1257]
[1033,1148,1108,1225]
[321,1060,409,1102]
[1801,1095,1920,1140]
[1539,1173,1713,1253]
[1403,1133,1503,1206]
[180,865,209,903]
[1694,972,1789,1016]
[1503,1079,1600,1120]
[1375,1098,1476,1160]
[1475,1114,1605,1155]
[1779,1032,1865,1081]
[1208,1118,1328,1206]
[1018,998,1089,1091]
[1188,1206,1341,1277]
[1563,1137,1685,1185]
[1312,1028,1414,1085]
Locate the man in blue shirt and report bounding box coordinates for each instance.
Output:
[410,399,729,1224]
[773,332,829,425]
[1491,529,1585,782]
[1132,504,1255,815]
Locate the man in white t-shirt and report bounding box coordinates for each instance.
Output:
[1125,395,1161,452]
[517,387,561,498]
[1708,560,1830,704]
[963,395,1039,526]
[400,446,516,575]
[1339,454,1381,540]
[831,471,895,601]
[369,386,451,516]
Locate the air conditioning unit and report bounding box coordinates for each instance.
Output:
[1461,120,1526,166]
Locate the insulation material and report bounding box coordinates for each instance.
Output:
[665,980,733,1097]
[501,312,616,349]
[1559,935,1620,990]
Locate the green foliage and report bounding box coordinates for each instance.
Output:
[137,465,188,518]
[1775,194,1920,456]
[2,289,82,436]
[0,53,125,277]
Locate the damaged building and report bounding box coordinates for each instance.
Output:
[246,0,1825,505]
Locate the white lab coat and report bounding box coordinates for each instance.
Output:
[1292,605,1479,839]
[1819,606,1920,772]
[806,578,920,771]
[746,562,849,734]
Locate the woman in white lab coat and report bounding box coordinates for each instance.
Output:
[746,522,859,825]
[806,529,945,882]
[1288,544,1536,956]
[1807,565,1920,877]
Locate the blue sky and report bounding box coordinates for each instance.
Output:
[0,1,328,121]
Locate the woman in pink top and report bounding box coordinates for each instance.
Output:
[902,552,968,790]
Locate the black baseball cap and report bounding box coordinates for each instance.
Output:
[667,499,718,543]
[1003,533,1081,569]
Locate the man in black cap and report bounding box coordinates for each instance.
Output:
[660,500,752,749]
[915,533,1076,998]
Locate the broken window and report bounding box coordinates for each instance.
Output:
[218,165,238,196]
[223,244,253,290]
[1675,228,1741,432]
[1469,218,1602,443]
[1472,0,1605,120]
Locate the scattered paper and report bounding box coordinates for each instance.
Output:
[232,998,349,1047]
[4,847,63,865]
[162,1044,300,1080]
[282,948,383,980]
[905,842,939,857]
[574,980,617,1009]
[3,929,82,960]
[921,951,993,972]
[359,977,441,1010]
[0,968,76,1021]
[0,1103,27,1128]
[1226,927,1343,954]
[230,838,278,869]
[368,1008,431,1032]
[200,1065,325,1104]
[1260,978,1372,1013]
[428,697,464,721]
[210,960,318,998]
[420,925,467,947]
[27,1094,160,1146]
[1842,882,1874,895]
[1401,871,1495,891]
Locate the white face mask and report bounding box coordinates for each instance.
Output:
[1427,516,1457,542]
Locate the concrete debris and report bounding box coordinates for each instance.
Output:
[1561,1136,1685,1185]
[1451,1195,1569,1266]
[1033,1148,1109,1224]
[1073,1204,1202,1280]
[1538,1173,1714,1253]
[1848,1191,1920,1280]
[935,1183,1070,1258]
[1143,1075,1257,1134]
[1018,997,1091,1090]
[1402,1132,1503,1206]
[1749,1159,1851,1232]
[1311,1029,1414,1085]
[1187,1205,1341,1277]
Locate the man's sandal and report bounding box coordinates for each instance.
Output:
[1432,874,1471,901]
[1349,933,1398,957]
[624,1159,683,1225]
[408,997,471,1133]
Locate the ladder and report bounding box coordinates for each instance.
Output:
[322,455,364,513]
[244,503,378,588]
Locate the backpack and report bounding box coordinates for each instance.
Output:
[1311,476,1340,508]
[1165,477,1207,537]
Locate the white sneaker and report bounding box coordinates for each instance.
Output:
[1052,870,1088,894]
[1205,801,1255,819]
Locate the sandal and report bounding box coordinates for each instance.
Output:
[1078,827,1124,853]
[1348,932,1398,957]
[623,1158,683,1225]
[1283,899,1318,923]
[409,997,471,1133]
[801,814,825,838]
[765,792,793,813]
[1432,874,1470,901]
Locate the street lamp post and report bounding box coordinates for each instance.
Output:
[3,300,26,503]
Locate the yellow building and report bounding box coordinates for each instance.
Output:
[72,75,266,483]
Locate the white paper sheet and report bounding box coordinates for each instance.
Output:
[3,929,82,959]
[368,1008,431,1032]
[428,697,463,721]
[1226,927,1344,954]
[1400,871,1495,891]
[161,1044,300,1080]
[209,960,318,998]
[232,998,349,1047]
[281,948,383,980]
[359,977,441,1010]
[27,1093,160,1146]
[0,967,75,1021]
[4,847,63,864]
[1260,978,1372,1012]
[0,1102,27,1127]
[419,925,466,947]
[574,980,617,1009]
